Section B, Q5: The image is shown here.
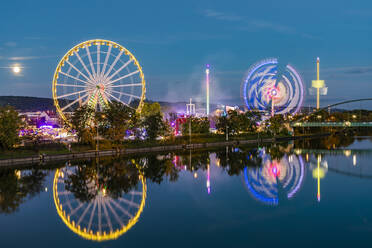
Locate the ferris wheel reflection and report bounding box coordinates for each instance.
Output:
[53,160,146,242]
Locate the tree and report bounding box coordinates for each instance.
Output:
[101,102,136,142]
[69,105,95,144]
[264,115,289,136]
[0,106,23,149]
[142,112,168,140]
[215,110,258,136]
[141,102,162,118]
[140,102,168,141]
[181,117,210,136]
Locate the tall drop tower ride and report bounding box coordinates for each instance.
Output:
[206,64,210,115]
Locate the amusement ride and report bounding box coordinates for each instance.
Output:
[241,58,305,117]
[52,39,146,125]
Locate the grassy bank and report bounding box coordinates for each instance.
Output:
[0,133,275,159]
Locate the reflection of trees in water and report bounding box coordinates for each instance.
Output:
[215,147,262,176]
[179,150,210,172]
[0,168,47,214]
[142,154,178,184]
[295,134,356,150]
[64,158,141,203]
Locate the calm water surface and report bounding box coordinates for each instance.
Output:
[1,136,372,247]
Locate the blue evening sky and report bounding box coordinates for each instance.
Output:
[0,0,371,107]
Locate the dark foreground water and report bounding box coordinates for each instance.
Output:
[1,136,372,247]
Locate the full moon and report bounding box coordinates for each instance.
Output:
[12,66,21,73]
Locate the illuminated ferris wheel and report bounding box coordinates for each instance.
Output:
[52,39,146,125]
[53,165,146,241]
[241,58,304,116]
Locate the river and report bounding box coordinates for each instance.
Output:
[1,135,372,247]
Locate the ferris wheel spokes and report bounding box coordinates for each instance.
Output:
[109,83,142,88]
[59,71,92,85]
[105,91,130,107]
[106,70,140,85]
[105,59,134,82]
[74,51,95,81]
[57,88,91,100]
[101,45,112,78]
[103,50,124,79]
[65,60,94,84]
[97,44,100,76]
[85,45,97,77]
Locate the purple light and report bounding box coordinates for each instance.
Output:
[206,64,210,68]
[40,125,54,129]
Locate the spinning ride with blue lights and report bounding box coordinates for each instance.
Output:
[241,58,304,115]
[243,149,305,205]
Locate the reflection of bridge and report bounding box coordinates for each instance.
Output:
[295,148,372,179]
[294,148,372,156]
[292,122,372,127]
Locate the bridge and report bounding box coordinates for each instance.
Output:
[290,98,372,128]
[291,122,372,127]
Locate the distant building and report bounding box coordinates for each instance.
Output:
[20,111,62,128]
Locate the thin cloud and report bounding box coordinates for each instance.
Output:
[346,9,372,17]
[342,66,372,75]
[313,66,372,75]
[120,32,228,45]
[0,56,56,61]
[204,9,243,21]
[4,42,17,47]
[24,36,42,40]
[204,9,318,39]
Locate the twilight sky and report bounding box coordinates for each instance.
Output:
[0,0,371,107]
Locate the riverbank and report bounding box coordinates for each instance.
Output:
[0,133,331,167]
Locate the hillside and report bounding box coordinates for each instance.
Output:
[0,96,56,112]
[0,96,219,113]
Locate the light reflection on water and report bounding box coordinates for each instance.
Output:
[1,136,372,247]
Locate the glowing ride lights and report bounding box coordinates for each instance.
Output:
[241,58,304,116]
[206,64,210,116]
[207,163,211,194]
[52,39,146,126]
[53,165,147,242]
[243,149,305,205]
[311,154,327,202]
[311,57,327,109]
[267,86,281,117]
